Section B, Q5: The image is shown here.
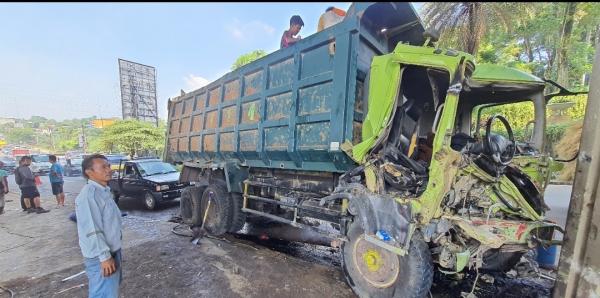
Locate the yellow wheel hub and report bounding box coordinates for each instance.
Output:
[363,249,382,272]
[353,235,400,288]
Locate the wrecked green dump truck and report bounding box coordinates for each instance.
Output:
[166,2,562,297]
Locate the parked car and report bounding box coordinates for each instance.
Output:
[30,154,51,175]
[108,158,187,210]
[58,156,68,167]
[64,158,83,177]
[0,156,16,174]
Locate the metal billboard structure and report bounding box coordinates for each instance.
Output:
[118,59,158,125]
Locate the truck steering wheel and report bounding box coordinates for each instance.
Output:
[484,115,516,165]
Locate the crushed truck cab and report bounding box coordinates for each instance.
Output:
[166,2,560,297]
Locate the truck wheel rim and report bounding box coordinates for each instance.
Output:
[352,235,400,288]
[145,193,154,208]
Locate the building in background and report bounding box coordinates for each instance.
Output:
[91,118,118,129]
[118,59,158,126]
[0,118,17,126]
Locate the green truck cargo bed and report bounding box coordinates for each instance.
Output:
[166,2,424,172]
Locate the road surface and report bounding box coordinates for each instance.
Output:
[0,173,574,298]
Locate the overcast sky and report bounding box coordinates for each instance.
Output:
[0,2,423,121]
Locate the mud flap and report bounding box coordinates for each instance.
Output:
[337,183,412,255]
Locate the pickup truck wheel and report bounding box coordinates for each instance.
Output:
[144,191,158,210]
[197,184,232,236]
[341,218,433,298]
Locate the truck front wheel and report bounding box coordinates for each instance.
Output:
[341,218,433,298]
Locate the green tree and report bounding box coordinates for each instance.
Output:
[6,127,36,145]
[471,2,599,89]
[97,119,165,158]
[231,50,267,70]
[422,3,518,55]
[556,2,579,87]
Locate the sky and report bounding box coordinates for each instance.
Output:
[0,2,424,121]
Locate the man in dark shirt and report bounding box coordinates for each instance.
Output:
[280,15,304,49]
[15,156,49,214]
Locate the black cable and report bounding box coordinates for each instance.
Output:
[492,186,521,212]
[555,151,579,163]
[171,224,193,237]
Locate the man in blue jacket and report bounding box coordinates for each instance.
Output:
[49,155,65,208]
[75,154,122,297]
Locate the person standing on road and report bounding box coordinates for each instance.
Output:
[0,161,9,214]
[49,155,65,208]
[76,154,122,298]
[15,156,49,214]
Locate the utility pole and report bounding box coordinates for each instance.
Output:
[49,127,55,152]
[80,122,87,154]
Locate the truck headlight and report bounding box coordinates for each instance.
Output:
[156,185,169,191]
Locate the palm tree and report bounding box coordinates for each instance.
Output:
[422,2,518,56]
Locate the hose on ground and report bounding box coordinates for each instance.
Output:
[0,285,15,298]
[171,224,193,237]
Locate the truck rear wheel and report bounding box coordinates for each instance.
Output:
[228,193,246,233]
[181,186,207,225]
[197,184,232,236]
[180,187,194,224]
[341,218,433,298]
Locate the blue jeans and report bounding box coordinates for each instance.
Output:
[84,250,122,298]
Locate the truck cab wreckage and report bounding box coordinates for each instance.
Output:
[166,2,566,297]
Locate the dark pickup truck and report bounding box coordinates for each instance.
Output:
[108,158,188,210]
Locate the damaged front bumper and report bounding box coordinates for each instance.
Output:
[443,215,562,248]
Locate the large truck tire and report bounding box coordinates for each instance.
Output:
[180,187,195,224]
[195,183,233,236]
[181,185,207,225]
[341,218,433,298]
[228,193,247,233]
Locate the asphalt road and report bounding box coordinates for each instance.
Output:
[543,184,572,236]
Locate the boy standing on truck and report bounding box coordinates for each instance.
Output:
[280,15,304,49]
[49,155,65,208]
